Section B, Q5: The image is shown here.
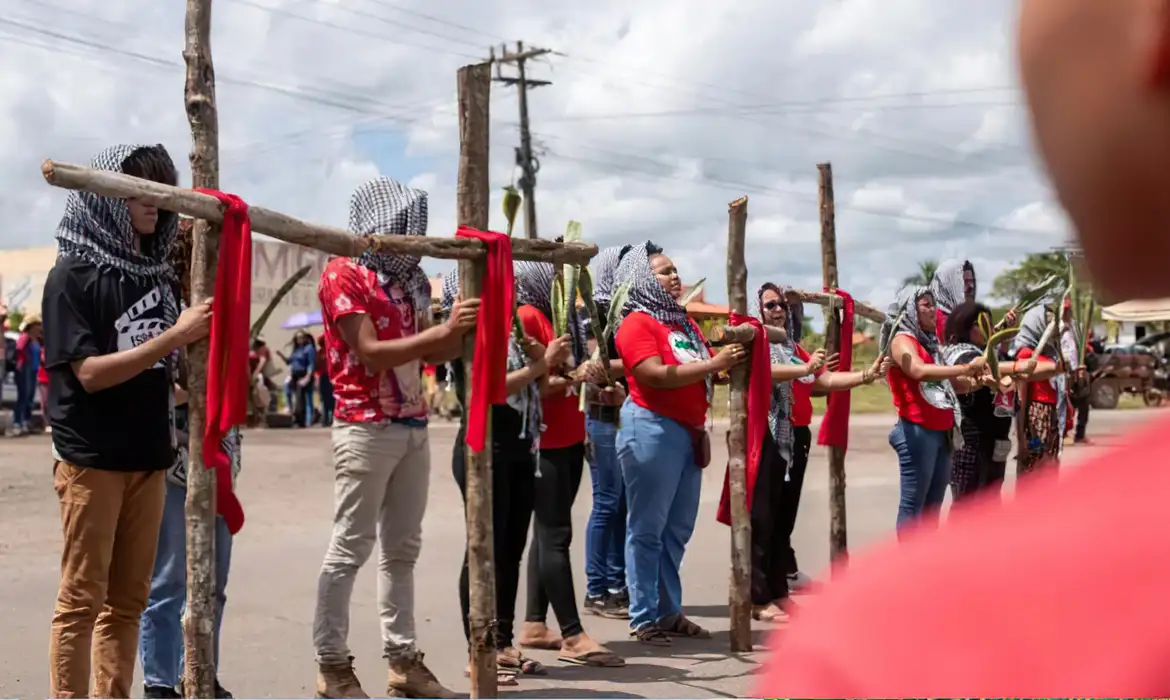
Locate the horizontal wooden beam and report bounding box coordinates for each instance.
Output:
[41,160,598,265]
[708,323,786,346]
[789,289,886,324]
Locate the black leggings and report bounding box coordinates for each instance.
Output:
[524,442,586,638]
[779,426,812,576]
[750,431,789,605]
[453,425,537,649]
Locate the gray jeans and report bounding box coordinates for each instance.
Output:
[313,420,431,663]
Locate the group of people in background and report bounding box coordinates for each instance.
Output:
[884,258,1098,534]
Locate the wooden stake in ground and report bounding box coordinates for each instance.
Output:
[817,162,849,574]
[724,195,753,652]
[456,61,499,700]
[181,0,220,696]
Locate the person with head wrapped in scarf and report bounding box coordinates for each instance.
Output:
[509,260,626,668]
[743,283,892,621]
[40,144,214,699]
[312,176,480,699]
[941,301,1058,504]
[929,259,977,334]
[441,270,579,684]
[1011,304,1068,475]
[885,287,989,534]
[577,245,633,620]
[612,242,746,645]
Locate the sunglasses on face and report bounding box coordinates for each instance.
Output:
[763,300,787,311]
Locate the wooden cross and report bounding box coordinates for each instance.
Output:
[40,17,594,697]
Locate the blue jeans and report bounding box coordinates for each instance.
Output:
[584,416,626,596]
[13,366,34,428]
[139,483,233,689]
[616,401,702,630]
[890,418,952,533]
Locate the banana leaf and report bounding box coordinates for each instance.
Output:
[606,281,633,341]
[1079,297,1096,365]
[250,265,312,341]
[878,310,905,358]
[550,272,568,338]
[502,186,521,237]
[678,278,706,307]
[977,311,993,346]
[562,221,583,315]
[984,327,1020,379]
[1013,274,1064,317]
[575,267,615,411]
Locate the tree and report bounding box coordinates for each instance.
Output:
[991,251,1071,302]
[901,259,938,289]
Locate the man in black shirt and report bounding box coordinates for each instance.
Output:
[42,144,212,699]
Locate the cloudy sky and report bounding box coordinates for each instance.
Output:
[0,0,1072,313]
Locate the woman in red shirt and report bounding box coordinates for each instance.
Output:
[1011,305,1067,474]
[613,242,744,645]
[510,261,624,668]
[741,283,890,621]
[886,288,986,533]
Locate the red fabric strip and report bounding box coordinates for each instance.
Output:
[195,188,249,535]
[817,288,855,450]
[455,226,515,452]
[717,313,772,526]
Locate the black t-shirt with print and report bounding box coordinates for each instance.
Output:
[42,257,176,471]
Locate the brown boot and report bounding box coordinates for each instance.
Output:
[315,658,369,699]
[387,652,455,699]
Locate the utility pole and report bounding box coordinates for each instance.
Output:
[490,41,551,239]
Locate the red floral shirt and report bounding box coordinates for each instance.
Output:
[318,257,428,424]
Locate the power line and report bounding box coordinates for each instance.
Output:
[490,42,553,239]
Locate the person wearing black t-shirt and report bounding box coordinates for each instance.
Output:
[41,144,212,699]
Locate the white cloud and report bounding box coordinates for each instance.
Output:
[0,0,1068,313]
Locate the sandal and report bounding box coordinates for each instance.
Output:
[659,614,712,638]
[498,648,547,676]
[629,624,672,647]
[558,649,625,668]
[463,664,519,686]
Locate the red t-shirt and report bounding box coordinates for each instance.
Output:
[758,413,1170,697]
[38,346,49,385]
[318,257,428,423]
[1017,348,1058,404]
[616,311,710,428]
[791,344,824,428]
[517,304,586,449]
[887,335,955,432]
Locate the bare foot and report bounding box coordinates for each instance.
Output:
[752,603,787,622]
[518,621,562,650]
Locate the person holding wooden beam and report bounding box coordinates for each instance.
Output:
[312,177,476,699]
[41,144,213,699]
[613,241,745,646]
[734,282,890,623]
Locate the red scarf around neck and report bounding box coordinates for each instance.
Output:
[818,288,855,450]
[717,313,772,526]
[455,226,515,452]
[196,189,249,535]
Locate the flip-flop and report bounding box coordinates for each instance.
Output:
[659,614,712,639]
[498,649,548,676]
[557,650,626,668]
[518,638,562,651]
[463,665,519,686]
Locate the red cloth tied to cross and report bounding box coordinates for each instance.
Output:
[196,188,249,535]
[818,288,855,450]
[716,313,772,526]
[455,226,515,452]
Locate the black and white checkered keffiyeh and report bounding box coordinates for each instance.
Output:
[888,286,963,429]
[591,245,631,308]
[55,144,180,326]
[513,260,587,365]
[167,404,243,489]
[1012,304,1069,437]
[929,258,973,316]
[750,283,795,465]
[612,241,703,345]
[349,176,432,318]
[442,269,543,442]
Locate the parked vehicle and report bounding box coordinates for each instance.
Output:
[1091,337,1168,409]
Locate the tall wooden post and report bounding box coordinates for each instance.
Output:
[817,162,849,573]
[725,196,753,651]
[181,0,220,696]
[457,62,498,699]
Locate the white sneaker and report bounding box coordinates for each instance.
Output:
[787,571,822,594]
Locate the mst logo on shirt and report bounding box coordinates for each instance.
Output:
[667,331,709,364]
[116,286,171,369]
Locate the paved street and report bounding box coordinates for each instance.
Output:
[0,409,1158,699]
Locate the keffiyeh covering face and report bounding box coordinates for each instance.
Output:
[442,270,542,441]
[591,245,631,308]
[930,259,973,314]
[513,260,587,364]
[749,283,796,464]
[349,176,432,319]
[889,287,963,428]
[55,144,179,323]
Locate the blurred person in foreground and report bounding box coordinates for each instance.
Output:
[758,0,1170,695]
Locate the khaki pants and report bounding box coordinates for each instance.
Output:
[313,421,430,663]
[49,462,166,698]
